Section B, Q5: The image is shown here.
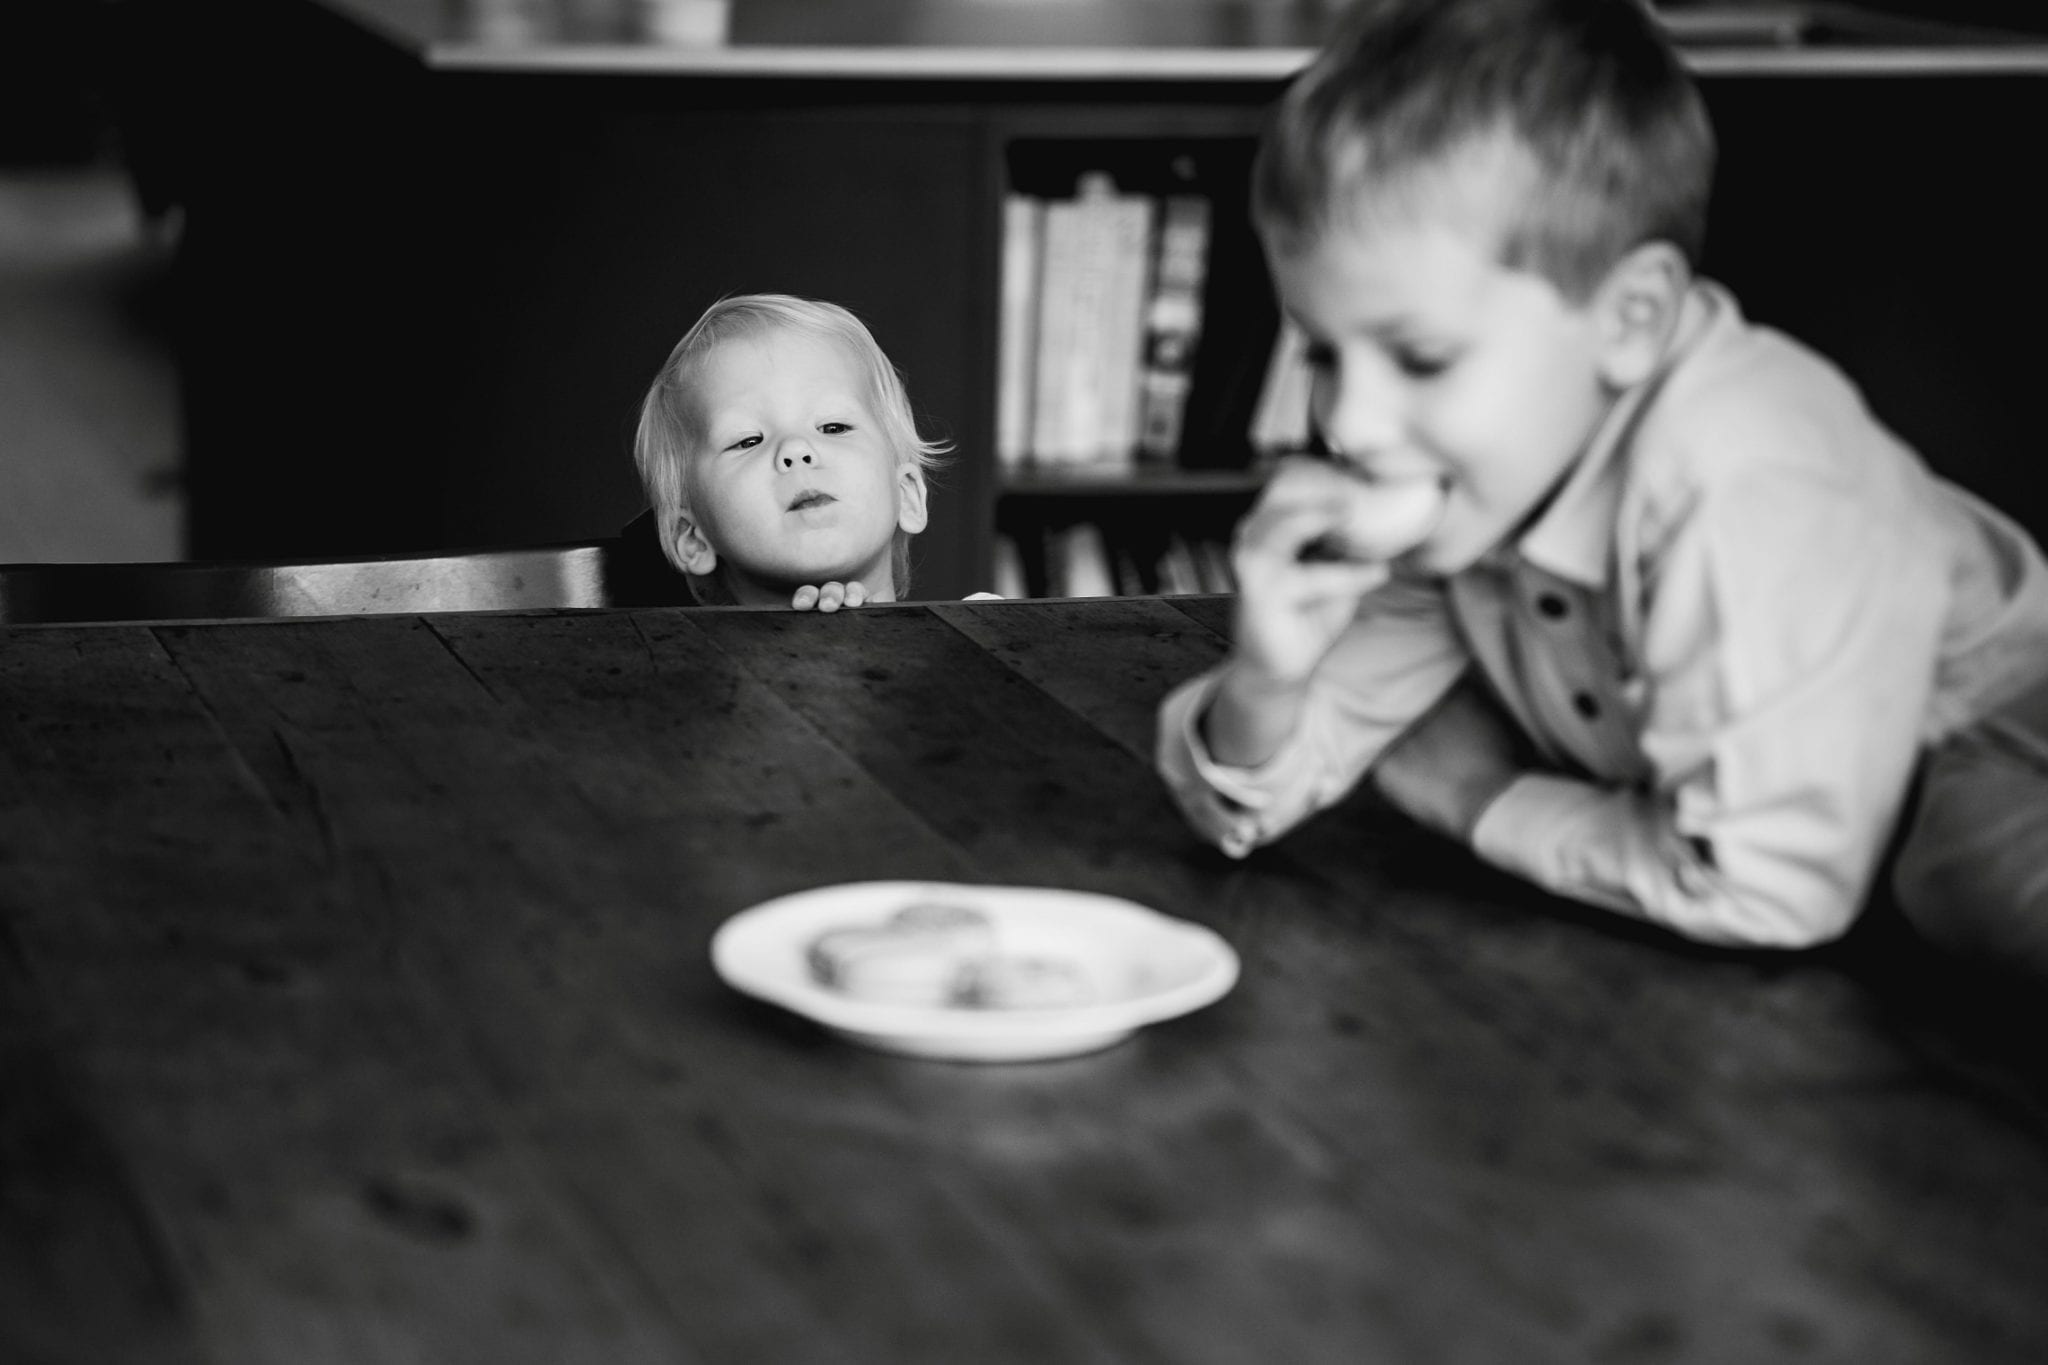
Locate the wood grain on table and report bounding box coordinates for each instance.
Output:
[4,598,2045,1364]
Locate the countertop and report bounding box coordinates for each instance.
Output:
[306,0,2048,79]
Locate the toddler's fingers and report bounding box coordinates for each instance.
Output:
[845,582,869,608]
[816,582,848,613]
[791,585,822,611]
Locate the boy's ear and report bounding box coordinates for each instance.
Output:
[895,464,930,536]
[669,510,719,576]
[1593,241,1690,389]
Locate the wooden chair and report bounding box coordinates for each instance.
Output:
[0,520,692,625]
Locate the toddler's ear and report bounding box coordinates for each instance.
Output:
[669,512,719,576]
[1594,241,1689,389]
[895,464,930,536]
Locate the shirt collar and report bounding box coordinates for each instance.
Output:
[1509,283,1721,587]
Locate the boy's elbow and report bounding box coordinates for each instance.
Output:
[1667,883,1859,952]
[1725,913,1853,952]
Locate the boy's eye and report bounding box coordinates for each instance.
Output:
[1392,347,1454,380]
[725,434,762,452]
[818,421,852,435]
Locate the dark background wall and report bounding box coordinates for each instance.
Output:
[9,0,2048,594]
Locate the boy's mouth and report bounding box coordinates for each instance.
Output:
[787,490,836,512]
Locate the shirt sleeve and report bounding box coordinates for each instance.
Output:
[1155,577,1469,857]
[1471,442,1950,948]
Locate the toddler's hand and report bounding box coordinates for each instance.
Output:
[1230,458,1397,682]
[790,581,869,612]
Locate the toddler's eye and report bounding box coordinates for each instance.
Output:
[818,421,852,435]
[725,434,762,452]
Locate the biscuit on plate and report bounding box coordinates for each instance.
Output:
[807,901,997,1006]
[955,954,1094,1010]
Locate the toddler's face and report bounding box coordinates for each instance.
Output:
[682,329,925,598]
[1266,212,1618,576]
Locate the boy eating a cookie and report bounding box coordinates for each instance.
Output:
[1157,0,2048,972]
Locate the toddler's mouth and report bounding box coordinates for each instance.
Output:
[787,490,837,512]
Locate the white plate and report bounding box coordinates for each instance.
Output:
[710,881,1239,1062]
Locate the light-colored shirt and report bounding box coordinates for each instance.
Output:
[1157,283,2048,948]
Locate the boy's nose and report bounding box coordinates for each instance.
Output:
[1319,362,1405,462]
[775,440,816,472]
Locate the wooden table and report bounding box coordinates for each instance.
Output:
[5,597,2047,1364]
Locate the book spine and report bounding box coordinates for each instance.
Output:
[995,194,1046,472]
[1193,537,1239,595]
[1093,192,1157,470]
[1043,521,1116,598]
[1158,533,1204,596]
[1029,195,1087,466]
[1136,194,1212,467]
[991,532,1029,599]
[1054,173,1122,466]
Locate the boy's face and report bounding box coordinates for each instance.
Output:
[679,328,927,598]
[1266,211,1620,576]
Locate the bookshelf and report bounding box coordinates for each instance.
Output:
[985,112,1299,599]
[972,73,2048,601]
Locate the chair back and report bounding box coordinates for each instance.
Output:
[0,538,687,625]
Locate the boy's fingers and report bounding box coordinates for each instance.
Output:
[1289,560,1392,598]
[816,582,847,613]
[1235,494,1359,567]
[791,585,821,611]
[845,582,868,608]
[1237,532,1392,598]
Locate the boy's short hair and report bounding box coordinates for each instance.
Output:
[633,293,951,599]
[1254,0,1714,301]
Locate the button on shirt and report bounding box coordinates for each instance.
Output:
[1157,283,2048,948]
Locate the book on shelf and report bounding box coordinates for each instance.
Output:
[1191,537,1238,595]
[1157,533,1205,596]
[1044,521,1117,598]
[1136,194,1212,466]
[1007,173,1210,475]
[1025,191,1083,467]
[991,531,1029,599]
[1096,188,1157,468]
[995,194,1046,472]
[1110,538,1153,597]
[1029,174,1155,468]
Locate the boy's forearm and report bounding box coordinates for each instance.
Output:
[1368,676,1527,842]
[1200,657,1314,769]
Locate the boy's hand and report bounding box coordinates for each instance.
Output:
[790,582,869,612]
[1230,457,1396,682]
[1371,677,1527,842]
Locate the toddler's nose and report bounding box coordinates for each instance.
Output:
[776,440,816,472]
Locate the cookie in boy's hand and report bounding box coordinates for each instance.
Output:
[1301,476,1447,563]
